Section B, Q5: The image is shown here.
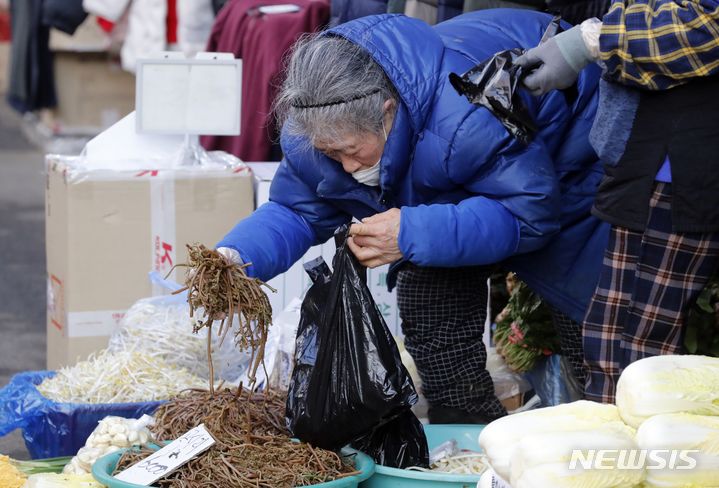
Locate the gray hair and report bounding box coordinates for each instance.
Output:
[274,34,397,147]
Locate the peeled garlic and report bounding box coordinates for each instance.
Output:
[112,433,128,446]
[109,423,126,436]
[128,431,139,444]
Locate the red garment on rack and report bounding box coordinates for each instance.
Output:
[0,10,10,41]
[200,0,330,162]
[166,0,178,43]
[96,17,114,33]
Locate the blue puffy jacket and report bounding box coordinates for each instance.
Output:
[219,10,609,323]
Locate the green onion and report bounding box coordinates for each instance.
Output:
[11,457,72,475]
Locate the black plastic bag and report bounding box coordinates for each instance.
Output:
[449,15,563,145]
[525,354,584,407]
[351,409,429,469]
[286,226,428,468]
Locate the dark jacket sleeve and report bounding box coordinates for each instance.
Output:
[42,0,88,35]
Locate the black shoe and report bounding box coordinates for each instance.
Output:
[427,406,499,425]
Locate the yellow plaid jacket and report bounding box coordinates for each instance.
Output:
[600,0,719,89]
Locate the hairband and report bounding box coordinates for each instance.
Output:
[291,88,381,109]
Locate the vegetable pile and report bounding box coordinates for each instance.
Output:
[1,456,77,488]
[22,473,103,487]
[115,388,357,487]
[494,276,560,373]
[426,452,488,475]
[173,244,274,390]
[0,455,26,488]
[407,439,488,476]
[479,355,719,488]
[637,413,719,487]
[616,354,719,428]
[37,350,206,404]
[113,244,358,487]
[484,402,642,487]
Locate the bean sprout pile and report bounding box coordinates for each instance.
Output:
[37,350,207,404]
[108,298,248,382]
[420,452,489,475]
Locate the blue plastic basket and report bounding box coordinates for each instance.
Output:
[0,371,163,458]
[360,424,486,488]
[93,446,375,487]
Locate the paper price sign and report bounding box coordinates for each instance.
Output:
[115,424,216,485]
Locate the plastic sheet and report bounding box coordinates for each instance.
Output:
[449,16,563,145]
[107,273,249,383]
[487,347,532,402]
[266,298,303,391]
[524,354,583,407]
[63,415,155,475]
[0,372,162,459]
[50,112,247,184]
[449,50,536,145]
[286,227,428,468]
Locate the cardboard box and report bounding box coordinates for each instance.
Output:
[246,163,402,336]
[49,17,110,53]
[52,51,135,134]
[46,156,254,369]
[500,393,523,412]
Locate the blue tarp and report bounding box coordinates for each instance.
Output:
[0,371,163,458]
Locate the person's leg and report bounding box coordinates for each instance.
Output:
[582,225,642,403]
[546,305,587,390]
[622,183,719,366]
[396,263,506,423]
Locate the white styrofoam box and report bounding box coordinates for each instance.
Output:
[247,163,402,336]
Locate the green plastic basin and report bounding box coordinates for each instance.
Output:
[360,424,486,488]
[92,446,375,487]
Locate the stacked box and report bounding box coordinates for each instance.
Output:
[45,155,254,368]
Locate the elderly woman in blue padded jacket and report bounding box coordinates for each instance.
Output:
[218,9,608,423]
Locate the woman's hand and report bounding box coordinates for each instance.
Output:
[348,208,403,268]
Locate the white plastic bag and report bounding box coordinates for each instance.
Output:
[266,298,303,391]
[108,274,250,382]
[487,347,532,402]
[63,415,154,475]
[395,338,428,420]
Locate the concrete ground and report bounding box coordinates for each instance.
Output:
[0,99,47,459]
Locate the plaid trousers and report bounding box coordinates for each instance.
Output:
[583,183,719,403]
[396,264,507,420]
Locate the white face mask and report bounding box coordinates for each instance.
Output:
[350,120,387,187]
[351,160,381,186]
